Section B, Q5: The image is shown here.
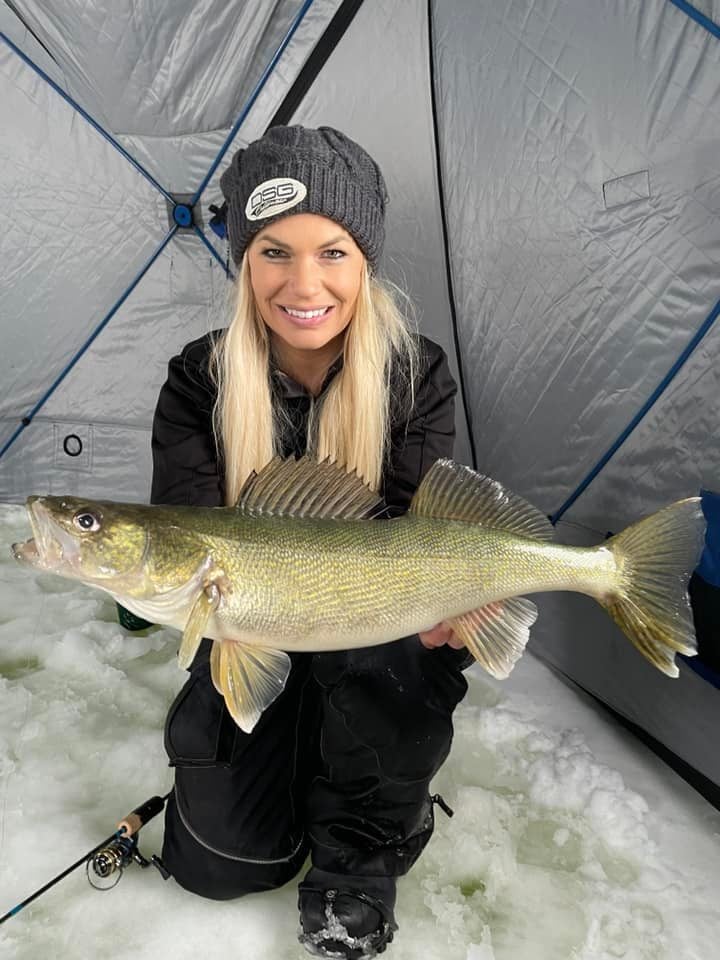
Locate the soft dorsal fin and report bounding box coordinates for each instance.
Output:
[235,455,384,520]
[410,459,554,541]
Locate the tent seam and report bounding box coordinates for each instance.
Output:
[3,0,60,66]
[426,0,478,470]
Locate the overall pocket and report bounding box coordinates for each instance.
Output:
[166,654,317,864]
[164,663,237,767]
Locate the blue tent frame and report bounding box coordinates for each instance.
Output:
[0,0,316,460]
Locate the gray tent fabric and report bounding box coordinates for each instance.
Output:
[434,0,720,527]
[427,0,720,793]
[0,1,718,794]
[290,0,474,467]
[533,590,720,790]
[0,0,345,501]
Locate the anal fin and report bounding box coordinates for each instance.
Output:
[210,640,291,733]
[448,597,538,678]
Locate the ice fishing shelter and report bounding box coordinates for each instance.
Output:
[1,1,719,800]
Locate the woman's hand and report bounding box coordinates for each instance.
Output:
[418,621,465,650]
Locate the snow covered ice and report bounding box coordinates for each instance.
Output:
[1,504,719,960]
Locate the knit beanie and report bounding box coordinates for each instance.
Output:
[219,125,388,268]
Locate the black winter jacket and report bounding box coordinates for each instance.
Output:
[151,332,457,511]
[151,333,466,883]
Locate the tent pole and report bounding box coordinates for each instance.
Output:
[0,226,179,462]
[0,31,174,203]
[551,295,720,523]
[193,225,233,279]
[191,0,318,207]
[667,0,720,40]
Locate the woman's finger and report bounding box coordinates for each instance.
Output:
[418,621,462,649]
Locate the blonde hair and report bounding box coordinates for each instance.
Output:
[211,255,419,505]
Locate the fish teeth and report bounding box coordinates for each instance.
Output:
[283,307,329,319]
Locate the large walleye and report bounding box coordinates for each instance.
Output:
[12,457,705,732]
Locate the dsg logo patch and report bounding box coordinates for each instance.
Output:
[246,178,308,220]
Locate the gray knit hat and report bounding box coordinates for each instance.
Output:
[219,125,388,268]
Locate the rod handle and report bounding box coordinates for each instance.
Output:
[117,795,166,837]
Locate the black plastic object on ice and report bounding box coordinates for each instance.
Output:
[117,602,154,632]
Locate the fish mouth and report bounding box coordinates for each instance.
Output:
[11,538,41,567]
[15,497,81,573]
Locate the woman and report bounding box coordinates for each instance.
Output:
[151,125,470,959]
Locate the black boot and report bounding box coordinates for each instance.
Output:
[298,868,397,959]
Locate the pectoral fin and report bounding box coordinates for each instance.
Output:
[209,639,291,733]
[448,597,538,678]
[178,572,231,670]
[178,581,225,670]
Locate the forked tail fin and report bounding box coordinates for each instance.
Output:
[600,498,705,677]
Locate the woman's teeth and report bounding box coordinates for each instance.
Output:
[282,306,331,319]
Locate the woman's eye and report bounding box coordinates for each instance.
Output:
[322,249,345,260]
[261,248,288,259]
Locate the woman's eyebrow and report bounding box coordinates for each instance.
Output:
[257,234,291,249]
[257,233,350,249]
[318,235,349,248]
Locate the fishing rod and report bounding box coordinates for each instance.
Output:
[0,793,171,925]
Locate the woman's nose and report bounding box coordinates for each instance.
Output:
[287,256,322,297]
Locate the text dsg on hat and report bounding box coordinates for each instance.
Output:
[245,178,308,221]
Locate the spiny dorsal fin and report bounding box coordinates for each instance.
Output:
[235,455,384,520]
[410,459,554,542]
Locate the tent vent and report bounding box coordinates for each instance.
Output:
[603,170,651,211]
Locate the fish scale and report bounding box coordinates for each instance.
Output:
[194,516,616,649]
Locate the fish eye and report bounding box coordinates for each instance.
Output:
[73,511,101,532]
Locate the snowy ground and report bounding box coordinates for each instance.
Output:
[0,503,719,960]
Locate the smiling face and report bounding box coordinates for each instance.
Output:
[246,213,365,366]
